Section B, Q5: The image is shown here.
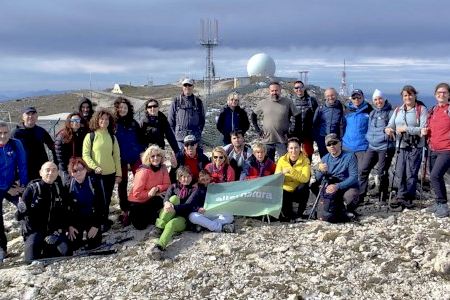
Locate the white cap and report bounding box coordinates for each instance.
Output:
[181,78,194,86]
[372,89,384,100]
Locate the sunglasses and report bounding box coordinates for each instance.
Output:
[352,96,362,100]
[184,142,196,147]
[294,86,304,90]
[70,119,81,123]
[213,156,224,160]
[326,141,339,147]
[183,84,193,87]
[147,105,158,109]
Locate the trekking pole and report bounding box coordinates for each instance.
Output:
[308,176,327,220]
[378,150,390,204]
[419,144,428,201]
[388,133,403,208]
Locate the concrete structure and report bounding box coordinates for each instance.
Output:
[112,84,123,94]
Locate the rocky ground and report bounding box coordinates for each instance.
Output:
[0,82,449,299]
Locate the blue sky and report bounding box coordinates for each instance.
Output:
[0,0,449,95]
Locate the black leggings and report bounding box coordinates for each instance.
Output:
[129,196,164,230]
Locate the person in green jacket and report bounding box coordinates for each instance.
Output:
[82,109,121,231]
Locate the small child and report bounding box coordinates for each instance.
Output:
[150,166,195,259]
[188,170,235,233]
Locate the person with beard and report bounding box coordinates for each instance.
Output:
[251,82,298,161]
[168,78,205,149]
[313,88,345,158]
[141,98,179,153]
[342,89,373,171]
[359,90,395,203]
[114,97,144,226]
[243,142,276,180]
[170,135,210,183]
[78,97,94,130]
[128,145,170,229]
[289,80,318,161]
[12,107,57,181]
[55,113,87,185]
[216,92,250,145]
[17,162,69,263]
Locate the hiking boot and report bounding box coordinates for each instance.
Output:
[389,198,404,212]
[149,227,163,238]
[194,225,203,233]
[434,203,449,218]
[150,245,164,260]
[402,199,414,209]
[425,203,438,213]
[367,189,380,198]
[0,248,6,263]
[222,223,235,233]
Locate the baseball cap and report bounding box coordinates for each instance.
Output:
[181,78,194,86]
[23,106,37,114]
[351,89,364,98]
[183,135,197,144]
[325,133,340,145]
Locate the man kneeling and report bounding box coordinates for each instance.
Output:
[312,134,359,223]
[17,162,69,263]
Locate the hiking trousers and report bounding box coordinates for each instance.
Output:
[429,150,450,204]
[395,147,422,200]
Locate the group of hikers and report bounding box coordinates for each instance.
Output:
[0,77,449,263]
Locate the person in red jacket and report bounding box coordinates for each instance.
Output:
[421,82,450,218]
[243,142,276,180]
[128,145,170,229]
[205,147,235,183]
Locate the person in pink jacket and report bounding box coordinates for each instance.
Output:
[204,147,235,183]
[128,145,170,229]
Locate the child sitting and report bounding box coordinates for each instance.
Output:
[188,170,235,233]
[150,166,196,260]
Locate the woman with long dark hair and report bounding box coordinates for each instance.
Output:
[113,97,144,226]
[82,109,121,231]
[55,112,87,185]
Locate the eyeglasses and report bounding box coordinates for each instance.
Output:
[213,156,224,160]
[184,142,196,147]
[294,86,304,90]
[70,119,81,123]
[326,141,339,147]
[151,154,161,158]
[147,105,158,109]
[183,84,193,87]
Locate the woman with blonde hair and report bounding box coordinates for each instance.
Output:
[204,147,235,183]
[82,109,121,231]
[128,145,170,229]
[216,91,250,145]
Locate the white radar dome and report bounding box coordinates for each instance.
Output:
[247,53,276,77]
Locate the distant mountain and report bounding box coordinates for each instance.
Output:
[0,89,71,102]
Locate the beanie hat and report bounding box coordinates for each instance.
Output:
[372,89,384,100]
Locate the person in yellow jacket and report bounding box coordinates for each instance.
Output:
[82,109,121,231]
[275,137,311,222]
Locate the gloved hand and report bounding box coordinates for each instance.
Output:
[45,232,61,245]
[17,200,27,213]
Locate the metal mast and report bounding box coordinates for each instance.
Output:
[200,19,219,98]
[298,71,309,85]
[339,60,349,97]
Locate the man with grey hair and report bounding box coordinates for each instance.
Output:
[168,78,205,149]
[251,82,297,161]
[0,121,28,262]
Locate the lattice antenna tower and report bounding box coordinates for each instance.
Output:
[200,19,219,98]
[298,71,309,85]
[339,60,349,97]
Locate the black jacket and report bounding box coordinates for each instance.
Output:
[19,179,67,238]
[55,128,87,173]
[141,111,179,153]
[290,95,318,140]
[12,124,57,181]
[164,183,196,217]
[216,106,250,144]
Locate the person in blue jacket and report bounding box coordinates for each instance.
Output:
[359,89,395,203]
[313,88,345,158]
[342,89,373,171]
[0,121,28,262]
[114,97,144,226]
